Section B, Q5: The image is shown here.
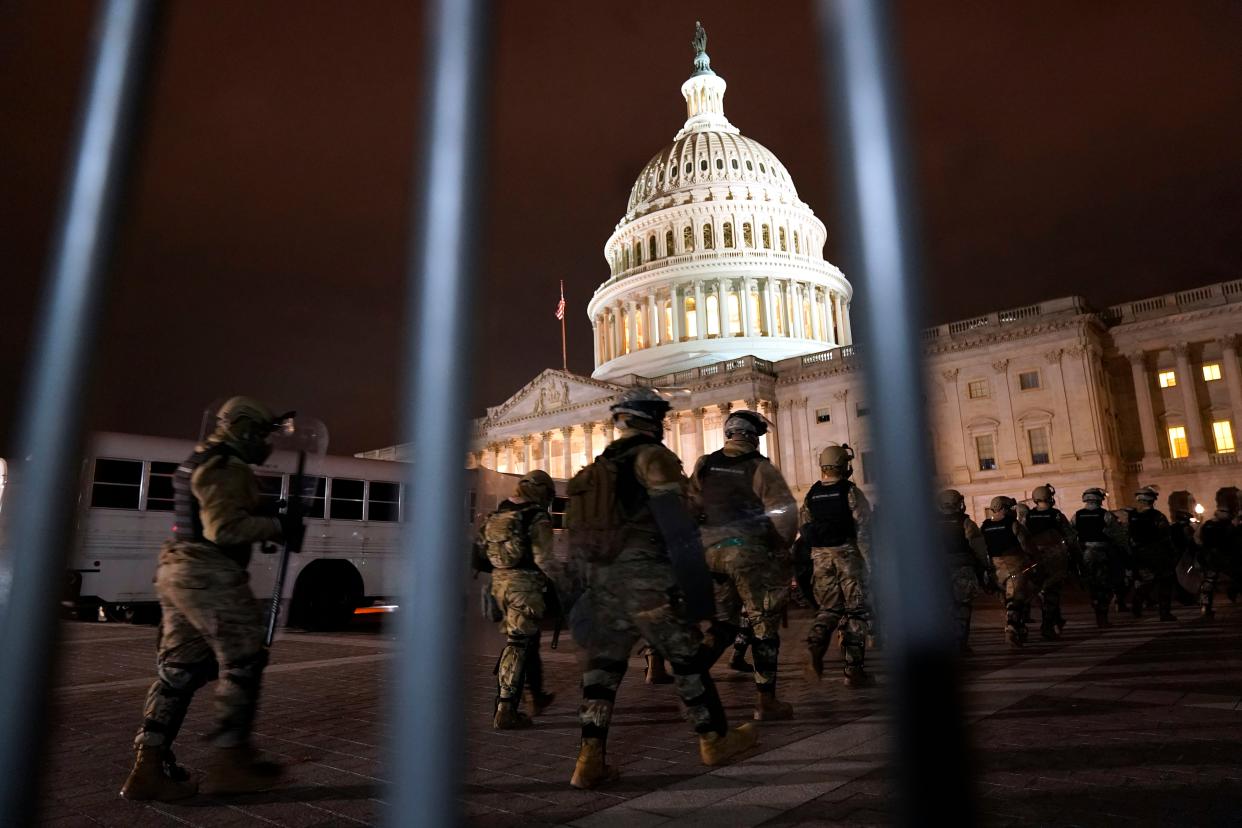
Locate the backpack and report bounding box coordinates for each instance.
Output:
[478,502,538,569]
[565,436,656,563]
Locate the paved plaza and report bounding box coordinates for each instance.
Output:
[39,593,1242,827]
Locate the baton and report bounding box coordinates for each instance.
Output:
[264,449,306,647]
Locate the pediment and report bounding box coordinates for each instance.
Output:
[485,369,624,424]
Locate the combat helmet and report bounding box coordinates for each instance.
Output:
[1082,487,1106,505]
[515,469,555,506]
[1031,484,1056,506]
[818,443,855,478]
[938,489,966,514]
[609,387,670,430]
[1215,486,1241,518]
[723,410,768,441]
[212,396,290,463]
[989,495,1016,515]
[1134,485,1159,505]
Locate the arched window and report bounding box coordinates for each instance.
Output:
[684,295,698,338]
[665,229,674,256]
[794,230,801,254]
[715,158,724,170]
[705,293,721,336]
[670,163,678,180]
[773,286,786,336]
[727,291,742,336]
[623,247,630,269]
[723,222,734,248]
[683,225,694,251]
[749,287,763,335]
[634,240,643,266]
[761,224,771,249]
[742,222,754,248]
[779,227,787,252]
[703,224,714,249]
[700,159,708,172]
[731,158,739,170]
[649,236,657,261]
[635,307,645,349]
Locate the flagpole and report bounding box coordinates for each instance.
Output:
[559,279,568,372]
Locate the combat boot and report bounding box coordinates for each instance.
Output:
[804,647,824,681]
[528,691,556,717]
[119,747,198,802]
[1005,626,1023,649]
[843,666,875,688]
[1040,620,1060,641]
[728,649,755,673]
[1198,606,1215,622]
[753,691,793,721]
[494,703,533,730]
[699,723,758,766]
[569,738,619,789]
[200,745,283,795]
[644,654,674,685]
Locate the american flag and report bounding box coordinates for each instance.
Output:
[555,281,566,320]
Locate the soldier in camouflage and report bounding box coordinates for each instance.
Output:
[1020,484,1079,640]
[1127,486,1176,620]
[980,496,1036,647]
[689,410,799,720]
[938,490,997,654]
[569,388,756,789]
[1073,488,1130,628]
[121,397,296,802]
[479,469,560,729]
[800,444,875,687]
[1196,487,1240,618]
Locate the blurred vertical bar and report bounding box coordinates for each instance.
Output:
[816,1,974,825]
[386,0,490,824]
[0,0,159,822]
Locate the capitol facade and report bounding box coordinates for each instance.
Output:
[363,35,1242,520]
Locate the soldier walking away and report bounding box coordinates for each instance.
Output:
[475,469,560,729]
[689,410,799,720]
[1127,486,1176,620]
[1073,488,1130,628]
[1167,491,1200,607]
[980,496,1036,647]
[565,388,756,789]
[120,397,297,801]
[1020,484,1079,640]
[728,614,757,674]
[1196,487,1241,618]
[800,444,875,687]
[938,490,997,654]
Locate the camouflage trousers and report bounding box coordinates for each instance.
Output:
[705,541,790,692]
[1130,558,1174,617]
[134,544,267,751]
[992,553,1034,637]
[949,565,980,646]
[1032,544,1069,633]
[1081,543,1118,616]
[578,550,725,739]
[491,569,547,708]
[807,544,870,669]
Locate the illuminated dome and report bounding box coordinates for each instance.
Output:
[588,24,854,382]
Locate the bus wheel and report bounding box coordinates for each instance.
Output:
[291,562,363,631]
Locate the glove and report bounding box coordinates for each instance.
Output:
[279,513,306,551]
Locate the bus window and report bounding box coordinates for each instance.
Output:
[145,461,177,511]
[550,495,567,531]
[367,481,400,522]
[90,458,142,509]
[301,477,326,519]
[256,474,283,513]
[329,478,364,520]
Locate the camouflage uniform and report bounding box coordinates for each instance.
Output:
[980,509,1036,644]
[135,443,282,753]
[689,438,798,702]
[1126,503,1175,619]
[1072,505,1129,626]
[1195,514,1235,615]
[1020,506,1078,639]
[578,430,730,742]
[800,478,872,680]
[940,511,994,650]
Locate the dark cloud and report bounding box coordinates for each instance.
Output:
[2,1,1240,454]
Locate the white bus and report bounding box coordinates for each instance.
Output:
[60,431,407,629]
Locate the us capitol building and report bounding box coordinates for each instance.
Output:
[365,31,1242,520]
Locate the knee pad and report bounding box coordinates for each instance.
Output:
[221,649,268,693]
[157,658,216,697]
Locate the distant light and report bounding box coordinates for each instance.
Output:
[354,604,399,615]
[1194,503,1205,515]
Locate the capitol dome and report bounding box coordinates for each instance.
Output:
[588,25,854,382]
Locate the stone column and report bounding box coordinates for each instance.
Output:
[647,291,659,347]
[540,432,552,472]
[592,318,601,366]
[626,299,638,352]
[760,400,780,468]
[523,436,534,473]
[611,304,623,359]
[693,408,707,459]
[1221,335,1242,441]
[841,300,853,345]
[1127,351,1162,465]
[809,286,823,340]
[560,426,574,479]
[714,402,733,452]
[581,422,597,462]
[504,441,516,474]
[762,277,775,337]
[669,411,684,461]
[1174,342,1207,457]
[717,278,729,336]
[671,286,684,342]
[694,281,707,339]
[791,283,805,338]
[741,277,754,337]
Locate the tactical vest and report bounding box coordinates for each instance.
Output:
[1074,508,1107,544]
[804,479,855,546]
[172,443,251,566]
[696,449,764,534]
[1169,519,1193,554]
[981,516,1021,557]
[939,512,975,567]
[1127,508,1160,547]
[1200,518,1232,554]
[1024,507,1066,542]
[481,500,542,570]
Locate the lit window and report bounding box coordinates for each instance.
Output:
[703,224,714,249]
[1168,426,1188,459]
[779,227,787,251]
[815,408,831,424]
[727,291,742,336]
[1203,364,1222,382]
[683,225,694,252]
[705,293,720,337]
[1028,427,1050,465]
[743,222,754,247]
[976,434,997,471]
[663,300,673,342]
[762,224,771,249]
[967,379,989,399]
[1018,370,1041,390]
[684,295,698,338]
[1158,370,1177,388]
[1213,420,1235,453]
[723,222,734,248]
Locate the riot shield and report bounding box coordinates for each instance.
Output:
[1175,549,1203,596]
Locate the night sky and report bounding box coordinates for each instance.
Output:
[3,1,1240,455]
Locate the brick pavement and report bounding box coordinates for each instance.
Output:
[36,592,1242,826]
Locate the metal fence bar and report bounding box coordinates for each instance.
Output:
[385,0,491,824]
[816,1,974,825]
[0,1,160,822]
